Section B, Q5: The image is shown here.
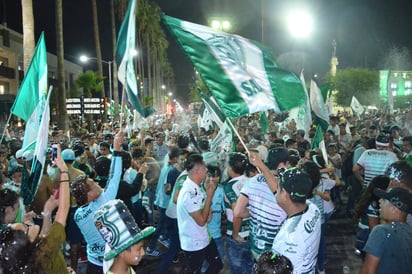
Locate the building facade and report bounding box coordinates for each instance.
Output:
[0,25,82,124]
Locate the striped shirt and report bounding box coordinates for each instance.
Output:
[240,174,286,257]
[357,149,398,188]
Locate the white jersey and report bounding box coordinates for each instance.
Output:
[272,201,321,274]
[357,149,398,188]
[310,175,336,221]
[177,177,210,252]
[240,174,287,257]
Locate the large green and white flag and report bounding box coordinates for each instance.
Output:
[11,32,47,121]
[350,96,364,116]
[162,15,306,118]
[11,33,48,152]
[311,125,328,166]
[289,72,312,137]
[116,0,145,117]
[21,90,51,205]
[310,80,329,130]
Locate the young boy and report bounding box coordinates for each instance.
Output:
[94,199,155,274]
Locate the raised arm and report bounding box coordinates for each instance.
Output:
[53,144,70,226]
[248,151,279,192]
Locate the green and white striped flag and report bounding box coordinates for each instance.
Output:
[311,125,328,166]
[161,15,306,118]
[11,32,48,153]
[116,0,145,117]
[198,93,226,131]
[310,80,329,130]
[289,72,312,138]
[11,32,48,121]
[21,90,51,205]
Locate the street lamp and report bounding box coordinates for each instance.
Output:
[209,18,232,32]
[79,55,113,101]
[286,10,313,39]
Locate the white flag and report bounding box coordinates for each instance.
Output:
[350,96,364,116]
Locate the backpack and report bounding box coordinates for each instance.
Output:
[341,150,354,180]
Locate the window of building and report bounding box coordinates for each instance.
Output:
[0,81,10,95]
[405,81,412,88]
[390,83,397,89]
[0,57,8,67]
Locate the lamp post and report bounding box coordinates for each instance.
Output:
[286,10,313,39]
[285,9,313,70]
[209,18,232,32]
[79,55,113,101]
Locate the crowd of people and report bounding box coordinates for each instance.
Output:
[0,107,412,274]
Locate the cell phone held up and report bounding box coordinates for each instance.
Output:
[52,144,58,160]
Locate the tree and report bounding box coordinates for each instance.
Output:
[75,70,104,98]
[56,0,68,130]
[331,68,379,107]
[110,0,120,117]
[21,0,35,73]
[91,0,105,98]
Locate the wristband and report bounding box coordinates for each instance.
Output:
[60,171,69,174]
[41,211,51,218]
[60,179,70,183]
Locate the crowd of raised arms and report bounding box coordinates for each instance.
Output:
[0,107,412,274]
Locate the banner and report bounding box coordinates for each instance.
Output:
[162,14,306,118]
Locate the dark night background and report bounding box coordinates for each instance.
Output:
[1,0,411,104]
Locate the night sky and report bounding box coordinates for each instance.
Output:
[2,0,412,103]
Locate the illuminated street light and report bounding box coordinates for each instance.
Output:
[286,10,313,39]
[210,18,232,32]
[80,55,113,101]
[168,92,173,97]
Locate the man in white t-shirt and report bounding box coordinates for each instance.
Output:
[176,154,223,274]
[353,133,398,189]
[273,167,321,274]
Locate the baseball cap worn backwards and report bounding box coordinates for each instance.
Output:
[374,187,412,213]
[280,167,313,203]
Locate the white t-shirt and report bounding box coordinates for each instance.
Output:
[310,175,336,220]
[272,201,321,274]
[357,149,398,188]
[177,177,210,252]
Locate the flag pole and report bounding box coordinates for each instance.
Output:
[0,113,13,145]
[120,86,126,125]
[226,117,248,154]
[226,117,262,173]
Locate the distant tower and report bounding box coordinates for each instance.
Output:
[330,40,339,77]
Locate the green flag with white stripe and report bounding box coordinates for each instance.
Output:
[161,15,306,118]
[116,0,146,117]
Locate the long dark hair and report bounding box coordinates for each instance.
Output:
[0,227,38,273]
[0,189,19,224]
[253,251,293,274]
